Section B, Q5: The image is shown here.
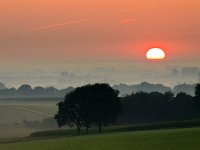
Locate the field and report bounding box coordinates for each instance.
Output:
[1,97,200,149]
[0,98,60,124]
[0,127,200,150]
[0,97,61,139]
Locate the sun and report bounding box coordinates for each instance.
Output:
[146,48,165,60]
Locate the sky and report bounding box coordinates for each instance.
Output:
[0,0,200,88]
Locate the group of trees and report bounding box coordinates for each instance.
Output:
[0,82,196,98]
[118,84,200,124]
[113,82,196,96]
[55,83,122,134]
[55,83,200,135]
[0,84,74,97]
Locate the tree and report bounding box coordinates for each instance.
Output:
[76,85,93,134]
[55,83,122,134]
[17,84,33,96]
[55,91,84,135]
[173,92,195,119]
[195,83,200,110]
[90,83,122,133]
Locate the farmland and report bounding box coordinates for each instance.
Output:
[0,127,200,150]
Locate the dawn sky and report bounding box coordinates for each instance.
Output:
[0,0,200,88]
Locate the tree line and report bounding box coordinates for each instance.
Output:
[0,82,196,98]
[0,84,74,97]
[55,83,200,135]
[114,83,200,124]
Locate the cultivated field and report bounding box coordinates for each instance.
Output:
[0,98,60,123]
[0,97,61,139]
[0,127,200,150]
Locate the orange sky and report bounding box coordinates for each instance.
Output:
[0,0,200,68]
[0,0,200,87]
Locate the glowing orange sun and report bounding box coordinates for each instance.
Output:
[146,48,165,60]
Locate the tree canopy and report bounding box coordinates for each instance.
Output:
[55,83,122,134]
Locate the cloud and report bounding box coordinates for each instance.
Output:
[25,18,88,32]
[120,4,154,12]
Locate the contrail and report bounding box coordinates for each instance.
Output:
[26,18,88,32]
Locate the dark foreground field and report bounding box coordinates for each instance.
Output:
[0,127,200,150]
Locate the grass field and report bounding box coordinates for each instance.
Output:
[0,97,59,124]
[0,97,60,140]
[29,119,200,138]
[0,127,200,150]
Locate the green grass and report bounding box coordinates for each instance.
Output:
[29,119,200,138]
[0,127,200,150]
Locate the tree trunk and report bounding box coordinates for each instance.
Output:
[77,125,81,135]
[98,123,102,133]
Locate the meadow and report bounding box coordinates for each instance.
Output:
[0,97,60,124]
[0,97,61,140]
[0,127,200,150]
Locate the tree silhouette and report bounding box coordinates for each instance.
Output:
[17,84,33,96]
[90,84,122,133]
[55,83,122,134]
[55,91,84,135]
[195,83,200,110]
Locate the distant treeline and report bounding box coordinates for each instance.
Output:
[118,91,200,125]
[0,82,196,97]
[0,84,74,97]
[113,82,196,96]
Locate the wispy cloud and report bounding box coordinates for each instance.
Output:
[26,18,88,32]
[119,4,154,25]
[120,4,154,12]
[120,18,137,24]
